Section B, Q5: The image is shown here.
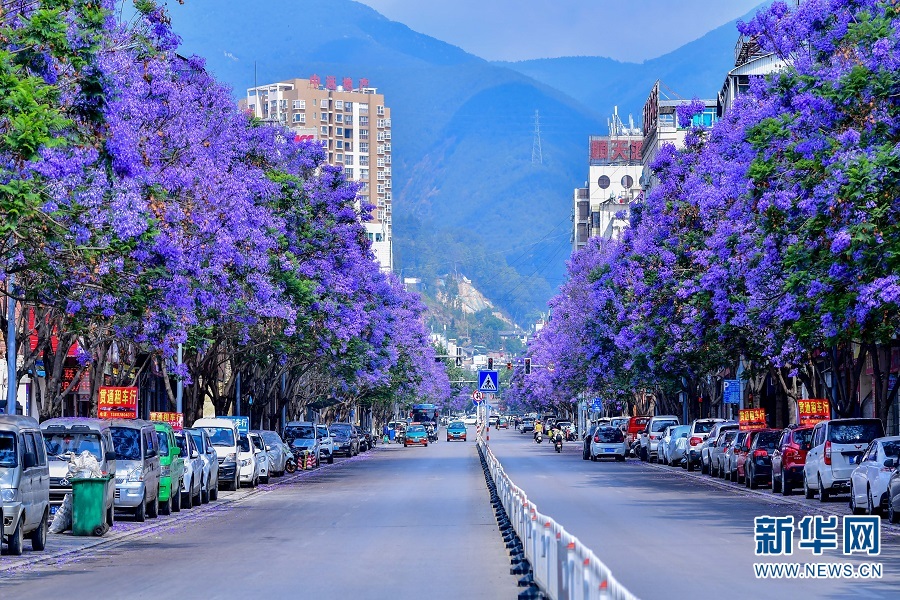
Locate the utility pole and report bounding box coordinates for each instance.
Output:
[4,274,15,414]
[531,110,543,165]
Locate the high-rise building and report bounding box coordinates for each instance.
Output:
[241,76,393,272]
[572,109,643,252]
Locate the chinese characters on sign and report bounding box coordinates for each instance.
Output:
[739,408,766,430]
[589,138,643,163]
[755,515,880,556]
[150,412,183,430]
[98,386,138,420]
[798,399,831,427]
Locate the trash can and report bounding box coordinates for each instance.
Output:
[71,475,113,537]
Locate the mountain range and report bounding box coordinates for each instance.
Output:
[167,0,764,325]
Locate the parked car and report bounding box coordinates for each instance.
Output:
[153,421,185,515]
[609,417,629,433]
[734,429,759,484]
[193,417,240,491]
[711,430,739,477]
[488,415,500,428]
[174,430,203,509]
[662,425,690,466]
[771,426,813,495]
[248,432,269,483]
[804,418,885,501]
[317,425,335,463]
[110,419,161,521]
[639,415,680,462]
[0,415,50,556]
[254,430,289,477]
[656,425,677,464]
[520,417,535,433]
[447,421,468,442]
[283,422,322,468]
[849,436,900,515]
[186,427,219,502]
[464,414,479,426]
[723,431,749,482]
[589,426,627,461]
[626,416,650,449]
[887,467,900,523]
[358,428,377,451]
[743,429,782,489]
[41,417,116,525]
[581,423,599,460]
[497,417,510,429]
[685,418,724,472]
[330,422,360,457]
[701,421,738,475]
[404,424,429,447]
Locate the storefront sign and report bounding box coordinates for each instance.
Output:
[150,411,184,430]
[739,408,767,430]
[98,386,138,420]
[798,399,830,427]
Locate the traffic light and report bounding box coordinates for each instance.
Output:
[524,358,532,375]
[488,358,493,370]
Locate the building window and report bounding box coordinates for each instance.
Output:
[335,140,343,150]
[360,142,369,153]
[336,154,343,162]
[361,168,369,180]
[375,233,384,242]
[344,128,353,139]
[360,116,369,126]
[377,105,385,116]
[335,114,343,124]
[345,155,354,165]
[313,99,317,106]
[345,168,354,179]
[345,115,353,125]
[320,113,328,122]
[336,127,343,136]
[377,158,385,168]
[345,142,353,151]
[292,113,305,123]
[359,156,369,166]
[360,129,368,139]
[345,101,353,111]
[335,100,343,110]
[621,175,634,188]
[598,175,611,189]
[320,126,328,136]
[358,103,368,114]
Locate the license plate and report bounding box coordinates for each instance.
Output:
[604,448,616,453]
[50,505,59,516]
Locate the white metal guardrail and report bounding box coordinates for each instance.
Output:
[478,437,640,600]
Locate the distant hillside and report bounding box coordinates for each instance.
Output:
[494,3,767,117]
[167,0,763,323]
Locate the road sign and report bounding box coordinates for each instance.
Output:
[34,359,45,377]
[472,391,484,401]
[478,370,499,393]
[591,398,603,412]
[723,379,741,404]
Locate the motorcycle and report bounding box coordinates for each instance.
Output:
[284,453,297,474]
[426,425,438,443]
[534,431,543,444]
[554,433,563,453]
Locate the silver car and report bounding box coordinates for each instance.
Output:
[0,415,50,555]
[174,431,203,508]
[701,421,738,475]
[186,427,219,502]
[110,419,161,521]
[711,430,739,477]
[253,430,289,477]
[663,425,691,466]
[722,431,750,481]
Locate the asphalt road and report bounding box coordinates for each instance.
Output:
[487,427,900,599]
[1,433,518,599]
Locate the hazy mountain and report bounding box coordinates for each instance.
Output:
[167,0,756,324]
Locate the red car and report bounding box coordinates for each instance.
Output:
[771,426,814,495]
[626,416,650,446]
[735,430,759,484]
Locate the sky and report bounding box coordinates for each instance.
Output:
[357,0,764,63]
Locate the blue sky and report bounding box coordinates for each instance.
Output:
[357,0,764,62]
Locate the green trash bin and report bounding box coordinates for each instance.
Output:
[71,475,113,537]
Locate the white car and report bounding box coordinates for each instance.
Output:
[463,415,478,426]
[639,415,680,463]
[804,418,885,501]
[186,427,219,502]
[685,418,724,471]
[317,425,335,463]
[238,433,261,487]
[249,432,269,483]
[589,426,627,461]
[850,436,900,514]
[254,430,289,477]
[174,431,203,508]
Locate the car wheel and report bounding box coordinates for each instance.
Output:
[889,499,899,524]
[210,481,219,501]
[194,485,202,507]
[135,493,147,522]
[201,478,210,504]
[867,488,876,515]
[172,485,182,512]
[850,483,864,514]
[590,453,597,462]
[30,509,48,551]
[701,457,709,475]
[781,471,791,496]
[687,459,694,472]
[772,471,782,493]
[818,476,829,502]
[749,468,758,489]
[804,475,815,499]
[147,495,159,519]
[616,455,626,462]
[7,517,24,556]
[327,453,334,464]
[160,493,171,515]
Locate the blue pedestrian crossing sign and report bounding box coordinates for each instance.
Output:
[478,370,499,393]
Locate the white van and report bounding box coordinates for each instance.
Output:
[193,418,240,491]
[804,418,885,501]
[1,415,50,555]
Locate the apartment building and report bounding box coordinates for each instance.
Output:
[241,76,393,272]
[572,109,643,252]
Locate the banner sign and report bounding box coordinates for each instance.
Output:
[98,386,138,420]
[798,399,830,427]
[150,411,184,430]
[739,408,767,430]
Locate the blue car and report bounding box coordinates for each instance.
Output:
[446,421,467,442]
[404,424,429,447]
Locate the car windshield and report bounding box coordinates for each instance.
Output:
[408,425,425,433]
[238,436,251,452]
[829,421,884,444]
[792,428,813,449]
[43,432,103,461]
[633,418,649,428]
[693,421,717,433]
[174,434,188,457]
[201,427,235,447]
[596,428,624,443]
[111,427,142,460]
[450,422,465,428]
[284,426,315,440]
[882,441,900,457]
[0,432,16,467]
[756,431,781,449]
[652,420,678,432]
[259,431,281,445]
[331,424,351,434]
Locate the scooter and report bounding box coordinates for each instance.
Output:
[553,433,563,453]
[284,454,297,474]
[534,431,543,444]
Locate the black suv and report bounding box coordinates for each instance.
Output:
[330,423,360,457]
